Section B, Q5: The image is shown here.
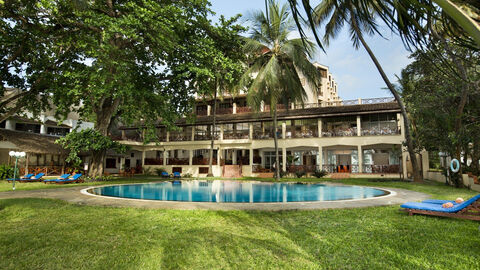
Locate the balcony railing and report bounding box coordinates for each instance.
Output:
[264,104,287,112]
[169,133,191,141]
[322,164,359,173]
[223,131,249,140]
[286,128,318,138]
[192,157,217,165]
[252,131,276,140]
[167,158,189,165]
[322,127,357,137]
[363,164,400,173]
[361,126,400,136]
[144,158,164,165]
[217,107,233,115]
[194,133,220,141]
[236,106,252,113]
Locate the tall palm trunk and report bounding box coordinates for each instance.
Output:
[350,15,422,182]
[273,107,280,180]
[208,84,218,177]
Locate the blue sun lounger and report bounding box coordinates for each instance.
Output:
[173,172,181,178]
[401,194,480,221]
[49,173,83,184]
[43,174,70,184]
[17,173,45,182]
[7,173,34,182]
[161,172,170,178]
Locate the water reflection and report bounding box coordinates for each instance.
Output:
[90,181,387,203]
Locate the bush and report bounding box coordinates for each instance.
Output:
[183,173,192,178]
[155,168,167,176]
[313,170,328,178]
[0,164,17,180]
[143,167,154,176]
[295,170,306,178]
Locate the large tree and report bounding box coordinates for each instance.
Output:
[192,15,245,177]
[241,1,321,180]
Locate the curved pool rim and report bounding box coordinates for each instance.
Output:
[80,181,396,204]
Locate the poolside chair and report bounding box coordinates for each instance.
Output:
[400,194,480,221]
[52,173,83,184]
[173,172,181,178]
[17,173,45,182]
[161,171,170,178]
[7,173,34,182]
[43,174,70,184]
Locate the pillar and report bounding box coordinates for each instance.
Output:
[217,147,222,165]
[282,147,287,172]
[260,101,265,112]
[402,146,408,179]
[166,132,170,142]
[249,147,254,165]
[318,118,322,137]
[207,105,211,116]
[232,149,237,165]
[356,115,361,136]
[5,120,15,130]
[40,124,47,134]
[249,123,253,140]
[141,150,145,167]
[233,103,237,114]
[191,126,195,141]
[220,124,224,140]
[120,157,125,173]
[189,149,193,166]
[318,146,323,170]
[358,98,362,105]
[358,145,363,173]
[282,121,286,139]
[163,150,167,166]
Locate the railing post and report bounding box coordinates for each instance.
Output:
[282,121,286,139]
[318,118,322,137]
[282,147,287,172]
[220,124,224,141]
[207,105,211,116]
[357,115,361,136]
[249,123,253,140]
[358,145,363,173]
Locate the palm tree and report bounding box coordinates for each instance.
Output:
[312,0,423,182]
[242,1,322,180]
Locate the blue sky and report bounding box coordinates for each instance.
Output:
[209,0,412,100]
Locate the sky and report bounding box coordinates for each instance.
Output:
[209,0,413,100]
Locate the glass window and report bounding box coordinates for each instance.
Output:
[322,116,357,137]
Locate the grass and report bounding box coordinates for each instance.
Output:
[0,178,479,269]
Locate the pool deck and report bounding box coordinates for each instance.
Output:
[0,182,430,210]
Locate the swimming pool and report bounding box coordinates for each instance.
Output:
[87,181,389,203]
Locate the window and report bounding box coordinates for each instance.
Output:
[286,119,318,138]
[0,121,5,129]
[361,113,399,136]
[264,151,283,170]
[223,123,249,139]
[15,123,41,133]
[106,158,116,169]
[47,127,70,136]
[322,116,357,137]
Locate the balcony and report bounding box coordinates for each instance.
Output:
[169,133,191,142]
[192,157,217,165]
[167,158,189,165]
[144,158,164,165]
[322,127,357,137]
[223,130,249,140]
[361,125,400,136]
[194,133,219,141]
[286,128,318,138]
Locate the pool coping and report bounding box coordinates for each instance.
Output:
[0,180,430,210]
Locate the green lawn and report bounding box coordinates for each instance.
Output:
[0,178,479,269]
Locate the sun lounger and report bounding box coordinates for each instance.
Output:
[161,172,170,178]
[7,173,34,182]
[51,173,83,184]
[401,194,480,221]
[17,173,45,182]
[173,172,181,178]
[43,174,70,184]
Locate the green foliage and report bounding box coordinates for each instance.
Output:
[183,173,192,178]
[155,168,167,176]
[56,129,128,165]
[313,170,328,178]
[142,167,154,176]
[0,164,16,180]
[294,170,306,178]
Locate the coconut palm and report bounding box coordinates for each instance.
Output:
[312,0,423,182]
[241,1,322,180]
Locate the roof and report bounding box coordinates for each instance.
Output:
[0,129,68,155]
[120,102,401,130]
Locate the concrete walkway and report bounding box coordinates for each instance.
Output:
[0,183,430,211]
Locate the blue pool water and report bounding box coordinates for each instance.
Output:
[88,181,388,203]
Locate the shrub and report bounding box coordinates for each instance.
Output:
[295,170,306,178]
[313,170,328,178]
[143,167,154,176]
[183,173,192,178]
[0,164,17,180]
[155,168,167,176]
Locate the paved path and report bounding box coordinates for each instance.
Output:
[0,183,430,211]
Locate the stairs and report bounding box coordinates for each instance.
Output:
[330,173,351,179]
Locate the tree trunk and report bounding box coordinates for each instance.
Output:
[273,107,280,180]
[351,16,422,182]
[208,86,218,177]
[89,97,121,179]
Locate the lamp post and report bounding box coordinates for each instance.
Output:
[9,151,26,191]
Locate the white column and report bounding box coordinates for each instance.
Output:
[318,118,322,137]
[166,132,170,142]
[5,120,15,130]
[358,145,363,173]
[40,124,47,134]
[282,147,287,172]
[249,147,254,165]
[358,98,362,105]
[163,150,167,166]
[191,126,195,141]
[232,149,237,165]
[249,123,253,139]
[120,157,125,173]
[260,101,265,112]
[282,121,286,139]
[220,124,224,141]
[402,146,408,179]
[318,146,323,170]
[356,115,361,136]
[141,150,146,167]
[189,150,193,166]
[217,148,221,166]
[233,103,237,114]
[207,105,211,116]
